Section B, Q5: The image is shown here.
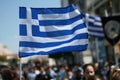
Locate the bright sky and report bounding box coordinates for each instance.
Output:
[0,0,61,53]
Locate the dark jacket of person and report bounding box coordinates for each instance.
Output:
[35,72,51,80]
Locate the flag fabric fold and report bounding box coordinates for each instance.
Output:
[82,13,105,39]
[19,4,88,57]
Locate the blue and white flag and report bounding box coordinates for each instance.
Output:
[19,4,88,57]
[82,13,105,39]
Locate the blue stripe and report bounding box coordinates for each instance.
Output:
[81,12,85,17]
[31,4,77,19]
[39,15,83,26]
[20,24,27,36]
[88,22,94,26]
[94,20,101,22]
[94,25,102,28]
[19,44,88,57]
[20,4,78,19]
[32,23,86,37]
[19,7,26,19]
[88,29,103,33]
[31,4,76,14]
[89,16,95,19]
[90,35,104,38]
[20,33,88,48]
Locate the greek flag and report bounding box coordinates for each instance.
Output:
[82,13,105,39]
[19,4,88,57]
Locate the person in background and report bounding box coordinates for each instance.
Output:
[62,77,69,80]
[35,66,51,80]
[94,75,101,80]
[65,69,75,80]
[57,66,66,80]
[103,62,111,80]
[110,68,120,80]
[74,69,83,80]
[94,63,99,75]
[27,67,36,80]
[0,66,14,80]
[47,66,57,80]
[0,74,3,80]
[82,63,95,80]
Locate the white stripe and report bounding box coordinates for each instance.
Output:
[40,19,84,32]
[87,17,101,22]
[26,8,32,36]
[85,13,90,17]
[19,39,88,53]
[20,28,87,43]
[94,22,102,26]
[88,26,103,31]
[38,9,80,20]
[94,17,101,21]
[87,19,102,26]
[20,19,39,25]
[87,18,94,22]
[27,7,32,19]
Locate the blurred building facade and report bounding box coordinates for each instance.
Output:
[87,0,120,16]
[0,44,14,59]
[87,0,120,66]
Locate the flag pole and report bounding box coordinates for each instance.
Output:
[19,58,22,80]
[95,38,99,63]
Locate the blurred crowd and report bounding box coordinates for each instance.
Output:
[0,59,120,80]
